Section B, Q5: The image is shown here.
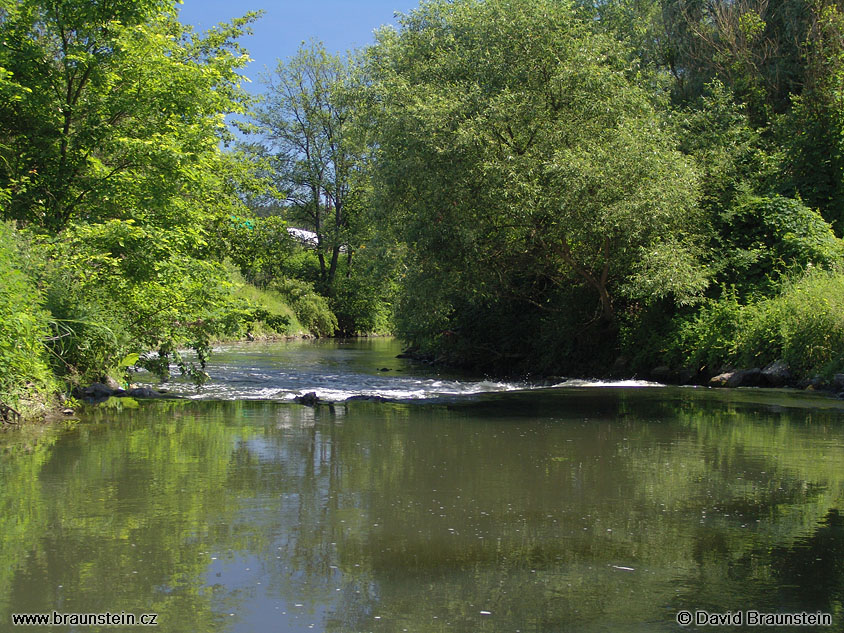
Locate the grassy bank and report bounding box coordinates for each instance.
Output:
[0,222,341,422]
[666,269,844,382]
[0,223,58,421]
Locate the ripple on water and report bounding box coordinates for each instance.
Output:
[132,339,665,402]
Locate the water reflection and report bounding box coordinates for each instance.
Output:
[0,388,843,632]
[770,508,844,611]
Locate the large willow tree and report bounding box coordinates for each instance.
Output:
[368,0,705,372]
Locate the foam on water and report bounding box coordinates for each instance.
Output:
[551,378,663,388]
[134,340,664,403]
[162,373,526,402]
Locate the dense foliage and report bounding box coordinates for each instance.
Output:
[0,223,55,412]
[366,0,710,372]
[0,1,305,413]
[669,270,844,377]
[360,0,844,379]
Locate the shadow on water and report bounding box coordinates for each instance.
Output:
[771,508,844,611]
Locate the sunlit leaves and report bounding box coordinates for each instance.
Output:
[368,0,705,366]
[0,0,258,231]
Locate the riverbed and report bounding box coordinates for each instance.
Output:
[2,338,843,632]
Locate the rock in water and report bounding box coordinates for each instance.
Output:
[709,372,735,387]
[345,395,393,403]
[726,368,763,388]
[295,392,320,406]
[128,387,162,398]
[762,360,792,387]
[83,382,114,398]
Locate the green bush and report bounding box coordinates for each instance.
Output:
[666,291,744,372]
[229,268,299,337]
[41,272,126,383]
[38,221,248,383]
[736,270,844,376]
[278,249,323,286]
[618,299,684,374]
[331,264,395,336]
[668,270,844,378]
[272,278,337,337]
[719,195,843,295]
[730,299,783,370]
[0,223,56,411]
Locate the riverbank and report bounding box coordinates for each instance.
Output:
[646,364,844,398]
[5,334,842,429]
[397,345,844,400]
[2,332,400,426]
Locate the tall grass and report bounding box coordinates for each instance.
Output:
[231,278,302,337]
[735,270,844,376]
[228,267,337,338]
[668,269,844,378]
[0,223,56,414]
[271,278,337,337]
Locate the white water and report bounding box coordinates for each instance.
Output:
[550,378,662,388]
[134,339,662,402]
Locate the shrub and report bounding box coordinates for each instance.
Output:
[229,268,299,337]
[668,270,844,378]
[666,291,744,372]
[331,267,395,336]
[0,223,56,411]
[37,221,247,383]
[719,195,843,295]
[272,278,337,337]
[737,270,844,376]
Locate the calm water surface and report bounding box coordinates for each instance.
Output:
[2,338,844,632]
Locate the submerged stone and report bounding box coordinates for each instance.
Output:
[294,392,320,406]
[128,387,162,398]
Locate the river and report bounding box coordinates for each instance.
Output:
[1,338,843,632]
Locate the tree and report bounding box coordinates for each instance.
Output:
[0,0,258,233]
[253,42,365,295]
[782,0,844,233]
[0,0,268,383]
[367,0,704,370]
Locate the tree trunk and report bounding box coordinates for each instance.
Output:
[313,186,327,283]
[554,237,615,323]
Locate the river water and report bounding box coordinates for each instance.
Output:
[2,338,844,632]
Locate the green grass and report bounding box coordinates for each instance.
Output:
[668,269,844,379]
[231,279,305,337]
[0,222,57,417]
[735,269,844,376]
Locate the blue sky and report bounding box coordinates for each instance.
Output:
[177,0,421,92]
